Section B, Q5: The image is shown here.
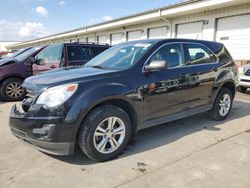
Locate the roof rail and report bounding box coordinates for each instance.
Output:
[69,41,110,46]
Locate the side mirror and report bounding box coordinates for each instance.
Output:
[29,56,36,63]
[24,56,35,65]
[36,58,46,65]
[144,60,168,72]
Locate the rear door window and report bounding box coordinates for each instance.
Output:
[184,43,217,65]
[67,45,92,61]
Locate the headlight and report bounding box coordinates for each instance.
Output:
[238,67,244,75]
[36,84,78,108]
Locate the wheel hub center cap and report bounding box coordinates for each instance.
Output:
[106,132,113,138]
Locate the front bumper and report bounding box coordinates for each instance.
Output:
[9,105,75,155]
[238,74,250,88]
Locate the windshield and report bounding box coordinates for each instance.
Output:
[10,47,32,58]
[15,47,41,62]
[85,42,154,70]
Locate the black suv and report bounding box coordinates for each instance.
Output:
[9,39,237,161]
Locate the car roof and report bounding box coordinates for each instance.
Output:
[126,38,222,45]
[124,38,224,53]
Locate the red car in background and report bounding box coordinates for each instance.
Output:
[0,43,110,101]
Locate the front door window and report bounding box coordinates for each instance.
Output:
[35,43,63,64]
[149,43,185,68]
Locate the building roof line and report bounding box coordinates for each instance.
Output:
[8,0,244,49]
[7,0,200,48]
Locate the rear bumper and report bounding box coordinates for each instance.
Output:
[9,105,75,155]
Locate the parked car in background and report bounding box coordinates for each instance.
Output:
[0,43,110,101]
[9,39,237,161]
[0,51,10,59]
[0,47,33,61]
[0,46,46,101]
[5,47,33,59]
[31,43,110,75]
[237,64,250,92]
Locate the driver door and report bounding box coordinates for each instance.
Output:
[142,43,191,122]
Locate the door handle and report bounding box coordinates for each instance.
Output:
[50,65,57,68]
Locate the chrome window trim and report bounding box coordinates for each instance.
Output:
[142,41,219,73]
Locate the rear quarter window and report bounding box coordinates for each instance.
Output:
[184,43,218,65]
[93,46,109,56]
[212,44,233,64]
[67,46,92,61]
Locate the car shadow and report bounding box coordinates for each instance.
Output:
[0,97,5,113]
[40,100,250,165]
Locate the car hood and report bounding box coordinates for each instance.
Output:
[23,66,118,92]
[0,57,16,67]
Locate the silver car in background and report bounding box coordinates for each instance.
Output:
[238,64,250,92]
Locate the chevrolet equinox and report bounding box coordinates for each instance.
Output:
[9,39,237,161]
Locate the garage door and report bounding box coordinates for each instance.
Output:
[111,33,122,45]
[216,14,250,60]
[149,27,168,39]
[79,38,86,43]
[177,21,203,39]
[70,39,77,43]
[127,31,142,41]
[87,37,95,43]
[98,35,108,44]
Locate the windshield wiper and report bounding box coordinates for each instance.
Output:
[86,65,109,70]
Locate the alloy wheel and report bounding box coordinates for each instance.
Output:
[219,93,231,116]
[93,117,126,154]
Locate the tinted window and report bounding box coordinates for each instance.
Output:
[67,46,92,61]
[184,43,217,65]
[93,47,108,56]
[149,43,185,68]
[36,44,63,64]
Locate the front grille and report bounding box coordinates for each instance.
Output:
[241,79,250,83]
[245,69,250,76]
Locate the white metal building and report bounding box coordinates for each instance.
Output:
[0,41,19,52]
[7,0,250,61]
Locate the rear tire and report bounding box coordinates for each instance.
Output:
[0,78,25,101]
[237,86,247,93]
[208,88,233,121]
[78,105,132,162]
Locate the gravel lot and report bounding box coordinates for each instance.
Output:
[1,91,250,188]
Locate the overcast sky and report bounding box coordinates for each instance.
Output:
[0,0,180,41]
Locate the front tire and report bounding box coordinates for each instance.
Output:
[208,88,233,121]
[0,78,25,101]
[78,105,132,162]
